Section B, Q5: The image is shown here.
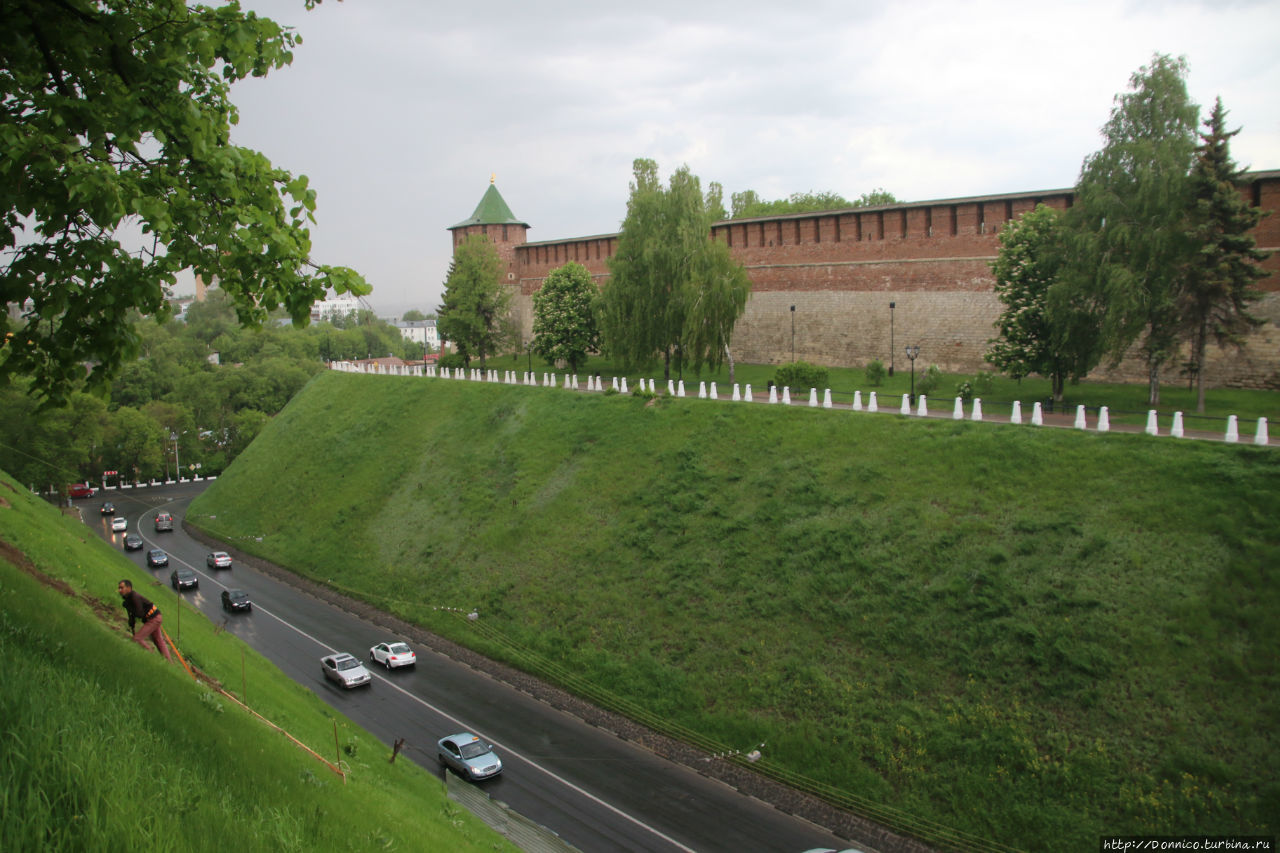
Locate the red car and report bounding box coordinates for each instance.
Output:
[68,483,96,498]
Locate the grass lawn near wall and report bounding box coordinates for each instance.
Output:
[481,354,1280,431]
[189,372,1280,851]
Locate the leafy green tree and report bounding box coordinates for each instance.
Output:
[1062,54,1200,405]
[704,182,728,221]
[437,234,511,370]
[0,0,368,407]
[402,309,429,322]
[729,188,898,218]
[987,205,1100,402]
[1182,98,1269,412]
[532,262,599,373]
[106,406,167,482]
[601,160,750,379]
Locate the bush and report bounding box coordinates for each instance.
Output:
[774,361,829,392]
[865,359,887,387]
[917,364,942,396]
[437,352,466,370]
[956,380,974,401]
[974,371,996,397]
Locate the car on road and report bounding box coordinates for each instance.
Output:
[369,641,416,669]
[321,653,371,689]
[170,568,198,591]
[437,733,502,781]
[146,549,169,568]
[123,533,144,551]
[100,502,115,515]
[206,551,232,570]
[111,517,128,532]
[154,512,173,532]
[221,589,251,613]
[68,483,96,498]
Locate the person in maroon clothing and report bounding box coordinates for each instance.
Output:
[117,579,173,662]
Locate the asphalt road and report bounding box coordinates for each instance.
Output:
[84,481,856,853]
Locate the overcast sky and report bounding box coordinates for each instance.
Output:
[226,0,1280,317]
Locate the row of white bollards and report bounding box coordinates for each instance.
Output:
[400,365,1272,446]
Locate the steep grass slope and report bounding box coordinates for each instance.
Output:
[191,372,1280,850]
[0,471,512,853]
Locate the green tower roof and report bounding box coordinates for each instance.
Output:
[450,180,528,229]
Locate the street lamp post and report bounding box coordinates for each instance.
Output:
[889,302,895,377]
[170,432,180,480]
[790,305,796,363]
[905,345,920,405]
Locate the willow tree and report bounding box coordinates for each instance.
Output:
[1062,54,1200,405]
[600,159,749,379]
[1182,98,1268,412]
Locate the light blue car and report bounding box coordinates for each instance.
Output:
[437,733,502,781]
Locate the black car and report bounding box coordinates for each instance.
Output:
[100,502,115,515]
[123,533,144,551]
[170,568,198,591]
[146,548,169,568]
[221,589,251,612]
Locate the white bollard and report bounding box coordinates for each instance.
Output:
[901,394,911,415]
[744,384,753,402]
[971,399,983,421]
[1145,410,1159,436]
[1074,405,1087,430]
[1170,411,1184,438]
[917,395,928,417]
[952,397,964,420]
[732,384,741,402]
[573,374,579,390]
[1255,417,1270,446]
[852,391,863,411]
[868,391,878,413]
[769,385,778,404]
[1225,414,1238,443]
[564,374,571,390]
[677,380,686,397]
[1031,401,1043,426]
[710,382,718,400]
[620,377,628,394]
[782,387,791,405]
[611,376,618,391]
[668,379,675,396]
[551,373,557,387]
[823,389,833,409]
[1010,399,1023,424]
[808,388,818,407]
[1098,406,1110,432]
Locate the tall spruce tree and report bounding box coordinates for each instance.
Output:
[437,234,510,370]
[1063,54,1200,405]
[1182,97,1268,412]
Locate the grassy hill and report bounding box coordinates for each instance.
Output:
[190,371,1280,851]
[0,471,513,853]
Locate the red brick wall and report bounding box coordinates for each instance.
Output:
[482,175,1280,388]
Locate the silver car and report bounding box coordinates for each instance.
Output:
[320,653,371,689]
[437,733,502,781]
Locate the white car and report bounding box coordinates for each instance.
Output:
[369,641,416,669]
[111,517,128,532]
[321,653,372,689]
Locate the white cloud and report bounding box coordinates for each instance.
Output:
[225,0,1280,314]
